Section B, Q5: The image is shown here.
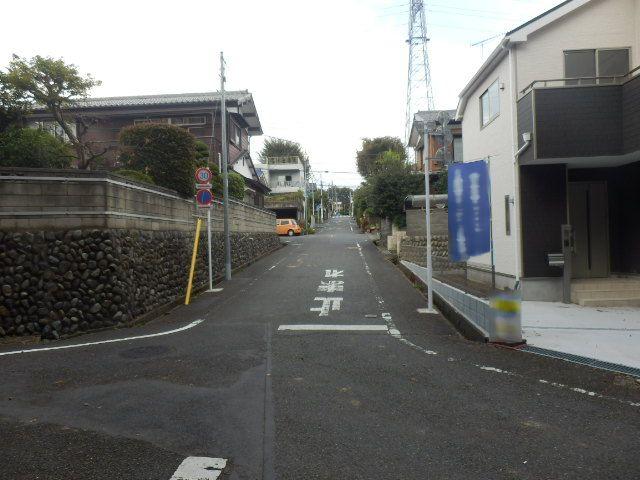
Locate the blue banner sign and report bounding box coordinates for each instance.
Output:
[447,160,491,262]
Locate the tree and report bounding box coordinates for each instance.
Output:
[356,136,407,178]
[0,55,102,169]
[0,83,28,133]
[353,147,424,228]
[208,163,245,200]
[119,124,197,197]
[260,137,306,161]
[0,127,73,168]
[195,140,210,164]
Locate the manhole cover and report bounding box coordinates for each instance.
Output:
[119,345,172,359]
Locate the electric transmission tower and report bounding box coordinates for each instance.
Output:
[405,0,434,144]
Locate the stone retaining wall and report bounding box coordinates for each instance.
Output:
[400,235,466,273]
[0,168,280,340]
[0,229,279,339]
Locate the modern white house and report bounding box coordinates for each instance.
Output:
[254,156,308,194]
[456,0,640,305]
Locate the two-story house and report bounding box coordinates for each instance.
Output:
[456,0,640,305]
[408,109,463,173]
[28,90,270,206]
[254,156,308,194]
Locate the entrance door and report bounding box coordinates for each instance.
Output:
[569,182,609,278]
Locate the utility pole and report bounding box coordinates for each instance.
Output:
[320,178,324,223]
[220,52,232,281]
[423,122,435,312]
[302,157,307,231]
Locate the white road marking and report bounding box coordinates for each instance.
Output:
[170,456,227,480]
[318,280,344,293]
[208,288,224,293]
[0,319,204,357]
[417,307,438,314]
[310,297,343,316]
[268,257,287,271]
[325,269,344,278]
[278,324,388,332]
[382,312,438,355]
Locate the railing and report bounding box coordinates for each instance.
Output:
[263,156,302,165]
[521,65,640,95]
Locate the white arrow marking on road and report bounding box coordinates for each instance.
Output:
[0,319,204,357]
[310,297,343,316]
[170,457,227,480]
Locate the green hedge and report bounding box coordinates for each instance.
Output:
[0,127,73,168]
[119,124,196,197]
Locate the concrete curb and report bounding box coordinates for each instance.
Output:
[394,259,488,343]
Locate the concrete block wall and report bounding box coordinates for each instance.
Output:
[0,167,276,232]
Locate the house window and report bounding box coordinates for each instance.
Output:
[31,120,75,142]
[230,122,241,146]
[285,175,292,181]
[480,80,500,127]
[453,137,463,163]
[564,48,630,85]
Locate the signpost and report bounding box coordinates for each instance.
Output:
[194,167,214,291]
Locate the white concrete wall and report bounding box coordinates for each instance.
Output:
[515,0,640,94]
[460,55,518,280]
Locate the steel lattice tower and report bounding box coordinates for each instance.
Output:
[405,0,434,143]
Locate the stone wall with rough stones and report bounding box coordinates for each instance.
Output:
[0,229,280,340]
[0,168,280,340]
[400,235,466,273]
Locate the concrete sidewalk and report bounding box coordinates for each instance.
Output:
[522,301,640,370]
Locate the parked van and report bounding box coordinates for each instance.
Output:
[276,218,302,236]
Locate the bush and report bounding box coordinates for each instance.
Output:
[195,140,210,164]
[0,127,73,168]
[208,164,245,201]
[119,124,196,197]
[114,169,155,185]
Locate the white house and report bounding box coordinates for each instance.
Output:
[254,156,308,195]
[456,0,640,304]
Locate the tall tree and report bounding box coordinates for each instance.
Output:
[260,137,306,161]
[0,55,102,169]
[356,136,407,178]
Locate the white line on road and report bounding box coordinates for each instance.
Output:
[170,457,227,480]
[268,257,287,271]
[278,324,388,332]
[0,319,205,357]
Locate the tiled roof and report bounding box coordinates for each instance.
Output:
[414,110,457,125]
[62,90,253,109]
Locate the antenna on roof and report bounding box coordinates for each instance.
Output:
[471,33,504,60]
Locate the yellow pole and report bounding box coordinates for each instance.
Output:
[185,218,202,305]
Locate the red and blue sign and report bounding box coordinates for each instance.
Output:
[195,167,213,184]
[448,160,491,262]
[196,189,213,207]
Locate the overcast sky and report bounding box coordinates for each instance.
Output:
[1,0,558,187]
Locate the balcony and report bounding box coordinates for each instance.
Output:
[517,67,640,166]
[269,180,303,194]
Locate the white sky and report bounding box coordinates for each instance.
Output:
[0,0,559,187]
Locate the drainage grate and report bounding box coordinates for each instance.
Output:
[520,345,640,378]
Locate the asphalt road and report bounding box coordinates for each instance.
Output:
[0,216,638,479]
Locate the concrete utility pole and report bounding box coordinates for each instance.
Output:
[220,52,232,281]
[423,122,435,313]
[320,178,324,223]
[302,157,307,231]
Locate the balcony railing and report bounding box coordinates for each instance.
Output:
[521,65,640,95]
[263,156,303,165]
[516,65,640,161]
[274,181,301,188]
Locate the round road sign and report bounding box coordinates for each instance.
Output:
[196,189,213,207]
[195,167,213,184]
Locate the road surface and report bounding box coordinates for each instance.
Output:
[0,216,638,479]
